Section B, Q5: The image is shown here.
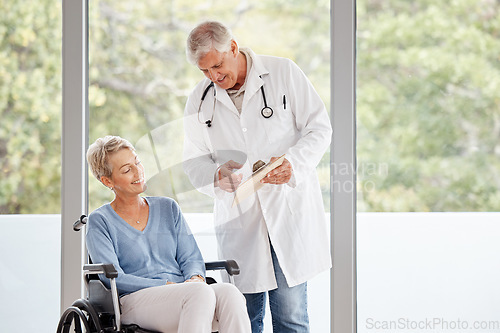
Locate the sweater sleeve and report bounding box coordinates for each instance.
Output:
[86,210,167,296]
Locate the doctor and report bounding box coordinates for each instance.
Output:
[183,21,331,333]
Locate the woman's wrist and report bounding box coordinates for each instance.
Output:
[190,274,205,282]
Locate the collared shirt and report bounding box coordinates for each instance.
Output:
[227,48,254,114]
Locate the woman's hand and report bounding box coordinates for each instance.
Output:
[185,275,205,283]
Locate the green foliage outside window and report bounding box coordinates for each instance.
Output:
[2,0,499,214]
[357,0,500,211]
[0,1,62,213]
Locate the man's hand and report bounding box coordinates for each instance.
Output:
[217,160,243,193]
[261,157,293,185]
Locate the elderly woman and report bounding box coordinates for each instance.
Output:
[86,135,251,333]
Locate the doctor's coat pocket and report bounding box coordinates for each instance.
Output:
[262,103,297,145]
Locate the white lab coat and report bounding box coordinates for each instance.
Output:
[183,48,332,293]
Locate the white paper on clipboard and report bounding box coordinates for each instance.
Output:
[232,154,286,207]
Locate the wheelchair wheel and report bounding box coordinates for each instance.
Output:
[56,299,104,333]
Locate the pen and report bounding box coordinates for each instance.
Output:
[283,95,286,109]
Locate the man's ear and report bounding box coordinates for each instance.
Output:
[230,40,239,56]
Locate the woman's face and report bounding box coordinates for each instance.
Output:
[103,148,146,197]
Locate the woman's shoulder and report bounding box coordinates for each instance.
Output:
[146,196,177,206]
[87,203,113,228]
[89,203,112,217]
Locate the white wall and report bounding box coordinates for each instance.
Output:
[357,213,500,333]
[2,212,498,332]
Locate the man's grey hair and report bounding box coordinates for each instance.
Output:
[186,21,235,65]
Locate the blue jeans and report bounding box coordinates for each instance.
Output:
[244,245,309,333]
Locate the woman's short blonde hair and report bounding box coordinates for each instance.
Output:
[87,135,135,184]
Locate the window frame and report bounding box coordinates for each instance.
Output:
[331,1,357,332]
[60,0,89,311]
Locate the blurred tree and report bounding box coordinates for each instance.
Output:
[357,0,500,211]
[3,0,499,214]
[0,0,62,213]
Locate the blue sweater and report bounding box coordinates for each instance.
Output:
[86,196,205,296]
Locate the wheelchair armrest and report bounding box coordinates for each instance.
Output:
[83,263,122,331]
[84,261,239,278]
[83,263,118,279]
[205,260,240,276]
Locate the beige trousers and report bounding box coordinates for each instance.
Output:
[120,282,251,333]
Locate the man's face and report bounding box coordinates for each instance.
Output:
[197,41,240,90]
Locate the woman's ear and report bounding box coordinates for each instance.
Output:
[101,176,113,189]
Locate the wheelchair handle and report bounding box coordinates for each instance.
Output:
[205,260,240,276]
[73,215,88,231]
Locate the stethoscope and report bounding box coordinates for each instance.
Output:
[197,77,274,128]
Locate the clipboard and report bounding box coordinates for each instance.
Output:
[232,154,286,207]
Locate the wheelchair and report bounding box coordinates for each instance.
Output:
[57,215,240,333]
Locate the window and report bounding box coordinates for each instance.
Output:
[88,0,331,331]
[1,1,62,331]
[357,1,500,331]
